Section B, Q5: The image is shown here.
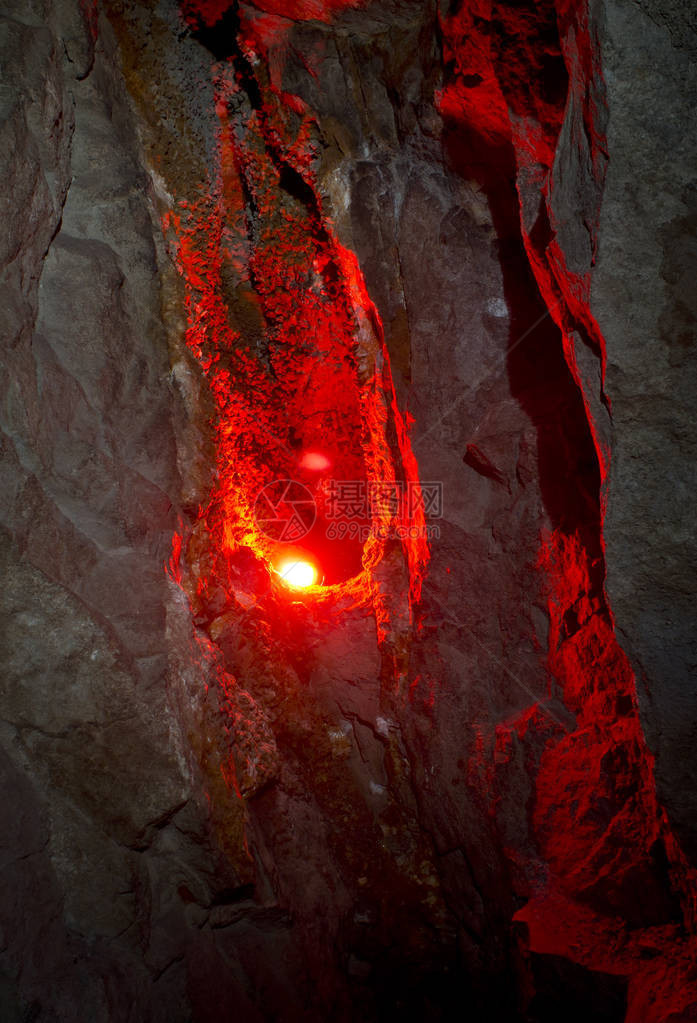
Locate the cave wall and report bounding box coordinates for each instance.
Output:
[590,0,697,859]
[0,0,695,1020]
[0,1,252,1018]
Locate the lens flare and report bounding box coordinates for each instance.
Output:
[299,452,331,472]
[277,559,318,589]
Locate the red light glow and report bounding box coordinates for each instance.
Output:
[166,0,430,637]
[298,452,331,472]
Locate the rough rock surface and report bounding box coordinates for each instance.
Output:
[591,0,697,858]
[0,0,695,1020]
[0,1,251,1018]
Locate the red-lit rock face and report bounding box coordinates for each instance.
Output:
[136,0,697,1014]
[0,0,695,1018]
[163,0,697,1013]
[168,2,428,613]
[437,1,697,1009]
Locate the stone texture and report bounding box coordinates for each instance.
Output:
[591,0,697,858]
[0,2,247,1018]
[0,0,695,1019]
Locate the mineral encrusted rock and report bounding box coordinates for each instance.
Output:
[0,0,695,1019]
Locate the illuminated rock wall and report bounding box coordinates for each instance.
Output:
[0,0,695,1019]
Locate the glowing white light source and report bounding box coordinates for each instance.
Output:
[278,559,318,588]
